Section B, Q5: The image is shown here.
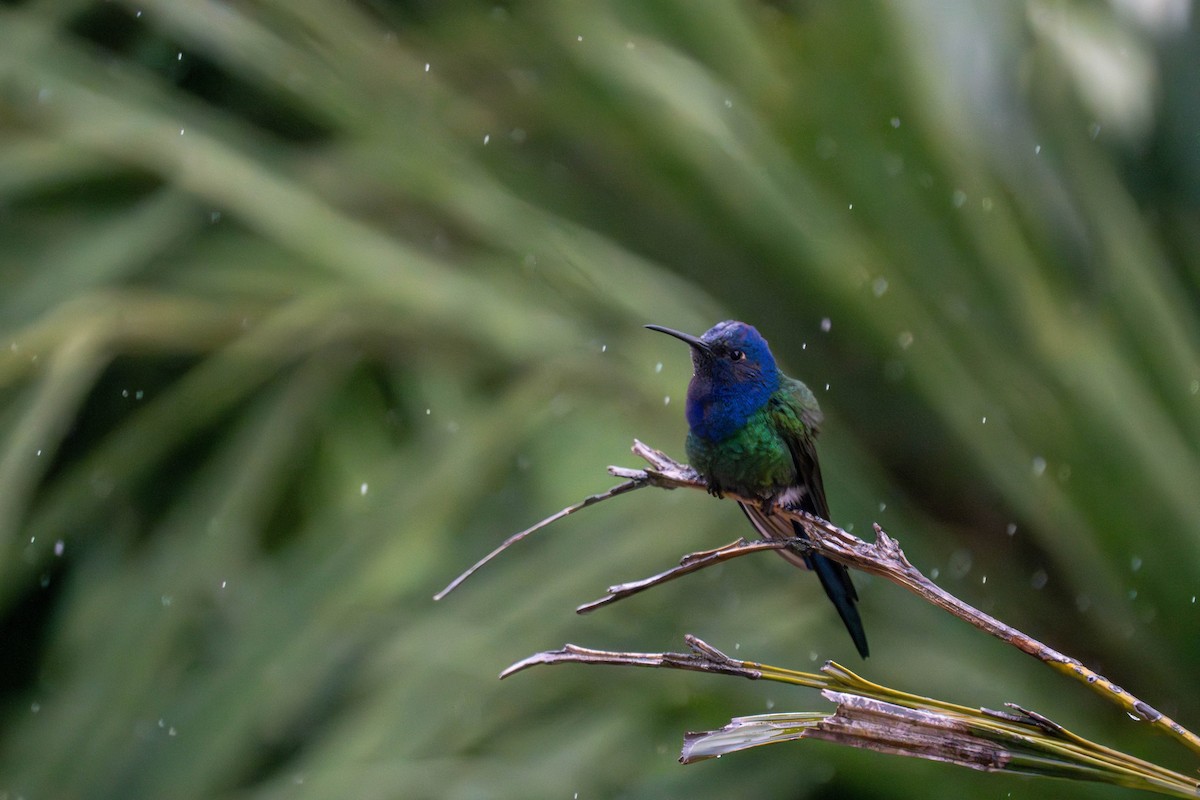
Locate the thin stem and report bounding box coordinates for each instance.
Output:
[433,478,646,600]
[576,538,787,613]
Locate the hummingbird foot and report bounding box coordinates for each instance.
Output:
[757,496,776,517]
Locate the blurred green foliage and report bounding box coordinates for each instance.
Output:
[2,1,1199,798]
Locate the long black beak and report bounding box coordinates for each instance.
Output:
[645,324,712,354]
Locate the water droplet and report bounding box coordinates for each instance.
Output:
[35,449,42,456]
[221,580,227,589]
[161,595,173,606]
[981,416,987,424]
[168,726,177,737]
[31,702,40,713]
[1034,144,1042,154]
[1031,457,1047,477]
[723,98,732,108]
[122,389,129,398]
[878,502,887,512]
[930,567,940,580]
[948,548,972,579]
[54,540,63,557]
[135,389,144,400]
[982,575,987,584]
[820,318,832,332]
[1130,556,1142,572]
[1189,379,1199,395]
[1089,122,1101,140]
[576,35,583,41]
[981,197,994,211]
[1129,589,1138,599]
[483,133,490,144]
[1005,523,1017,536]
[890,116,900,128]
[654,362,663,373]
[897,331,913,349]
[872,277,889,297]
[360,482,369,496]
[425,408,431,415]
[952,189,967,208]
[663,396,671,405]
[848,203,854,210]
[1031,569,1048,589]
[600,344,607,353]
[177,51,183,61]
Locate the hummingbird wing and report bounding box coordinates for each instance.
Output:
[737,386,869,658]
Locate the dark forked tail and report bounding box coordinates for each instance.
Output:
[738,502,869,658]
[799,523,870,659]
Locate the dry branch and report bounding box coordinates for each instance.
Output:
[438,438,1200,761]
[608,441,1200,757]
[504,636,1200,798]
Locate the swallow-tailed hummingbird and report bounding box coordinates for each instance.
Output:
[647,320,868,658]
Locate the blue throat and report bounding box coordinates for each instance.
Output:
[686,366,778,442]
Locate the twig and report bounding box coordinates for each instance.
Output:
[576,538,789,613]
[433,478,646,600]
[501,634,764,681]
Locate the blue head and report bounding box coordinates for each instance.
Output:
[647,320,780,442]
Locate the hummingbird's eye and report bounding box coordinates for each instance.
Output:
[729,349,745,361]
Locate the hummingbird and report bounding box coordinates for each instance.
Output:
[647,320,868,658]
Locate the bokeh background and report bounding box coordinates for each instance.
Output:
[2,1,1199,798]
